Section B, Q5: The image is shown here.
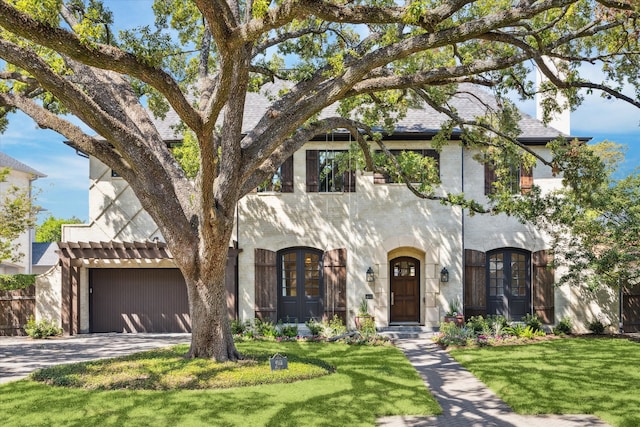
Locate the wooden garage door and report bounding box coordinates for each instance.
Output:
[90,269,191,333]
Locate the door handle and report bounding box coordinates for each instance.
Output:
[391,292,394,306]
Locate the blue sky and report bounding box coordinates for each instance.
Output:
[0,1,638,223]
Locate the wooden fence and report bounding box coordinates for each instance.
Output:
[0,285,35,336]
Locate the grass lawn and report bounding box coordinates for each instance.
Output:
[0,340,440,426]
[450,337,640,427]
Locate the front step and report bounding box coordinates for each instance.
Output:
[378,325,439,340]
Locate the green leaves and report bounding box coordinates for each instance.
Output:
[0,167,38,264]
[35,215,82,242]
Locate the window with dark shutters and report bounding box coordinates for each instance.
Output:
[484,162,534,195]
[306,150,355,192]
[257,155,293,193]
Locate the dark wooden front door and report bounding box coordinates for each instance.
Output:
[390,257,420,323]
[487,250,531,320]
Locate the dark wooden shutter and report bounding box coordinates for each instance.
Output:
[533,250,555,324]
[484,162,496,195]
[343,170,356,192]
[520,165,533,194]
[323,248,347,323]
[226,247,240,319]
[255,248,277,322]
[281,155,294,193]
[306,150,319,192]
[623,285,640,332]
[464,249,487,318]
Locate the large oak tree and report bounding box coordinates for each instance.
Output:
[1,0,639,360]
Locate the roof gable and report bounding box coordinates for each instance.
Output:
[151,83,574,143]
[0,152,46,178]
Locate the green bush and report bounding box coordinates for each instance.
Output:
[358,316,377,339]
[0,274,36,291]
[254,318,280,338]
[305,319,324,336]
[231,318,249,335]
[466,315,490,334]
[523,313,543,332]
[553,317,573,335]
[586,318,606,334]
[323,315,347,338]
[25,316,62,339]
[504,323,526,337]
[436,322,475,347]
[487,315,508,330]
[278,322,299,338]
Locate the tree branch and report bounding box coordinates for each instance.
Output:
[0,0,202,134]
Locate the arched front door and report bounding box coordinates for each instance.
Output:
[390,257,420,323]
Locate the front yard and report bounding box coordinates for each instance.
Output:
[450,337,640,427]
[0,340,440,426]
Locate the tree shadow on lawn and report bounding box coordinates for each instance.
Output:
[450,337,640,427]
[0,341,440,427]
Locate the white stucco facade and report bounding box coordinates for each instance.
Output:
[54,132,622,333]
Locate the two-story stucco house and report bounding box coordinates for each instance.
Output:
[0,152,45,274]
[37,83,626,335]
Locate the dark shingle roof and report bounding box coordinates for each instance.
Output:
[0,152,46,178]
[151,82,570,142]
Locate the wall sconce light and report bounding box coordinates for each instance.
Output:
[440,267,449,283]
[366,267,375,282]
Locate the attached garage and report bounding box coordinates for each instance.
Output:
[55,241,239,335]
[90,268,190,333]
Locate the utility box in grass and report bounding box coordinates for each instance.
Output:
[269,354,288,371]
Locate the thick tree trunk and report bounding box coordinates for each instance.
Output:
[183,246,241,361]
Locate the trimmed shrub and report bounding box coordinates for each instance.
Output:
[523,313,543,332]
[25,316,62,339]
[305,319,324,336]
[586,318,606,334]
[553,317,573,335]
[279,323,299,338]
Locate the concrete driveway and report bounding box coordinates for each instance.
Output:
[0,333,190,384]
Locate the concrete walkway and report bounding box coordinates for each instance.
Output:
[378,336,611,427]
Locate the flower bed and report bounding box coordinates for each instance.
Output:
[434,314,552,348]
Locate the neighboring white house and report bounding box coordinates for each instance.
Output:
[39,83,624,335]
[0,152,45,274]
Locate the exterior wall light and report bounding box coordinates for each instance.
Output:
[366,267,375,282]
[440,267,449,283]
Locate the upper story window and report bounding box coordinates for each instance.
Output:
[306,150,356,193]
[373,149,440,184]
[484,162,533,195]
[257,156,294,193]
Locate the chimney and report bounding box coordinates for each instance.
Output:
[535,56,571,135]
